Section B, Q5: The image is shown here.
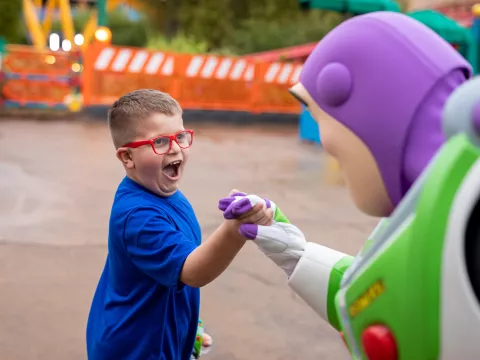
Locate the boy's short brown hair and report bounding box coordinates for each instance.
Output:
[108,89,182,149]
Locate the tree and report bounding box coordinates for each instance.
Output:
[226,9,343,54]
[0,0,23,44]
[136,0,343,54]
[177,0,235,50]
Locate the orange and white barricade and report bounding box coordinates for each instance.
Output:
[83,44,304,114]
[83,44,177,106]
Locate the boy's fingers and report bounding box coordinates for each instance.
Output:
[237,203,264,220]
[256,215,272,226]
[229,189,246,197]
[265,208,274,225]
[251,209,274,226]
[241,207,268,224]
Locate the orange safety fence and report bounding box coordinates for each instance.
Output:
[82,44,178,106]
[82,44,304,114]
[175,54,256,112]
[1,45,79,108]
[253,61,304,113]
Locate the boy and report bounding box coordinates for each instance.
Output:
[86,89,273,360]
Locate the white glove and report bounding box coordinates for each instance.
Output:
[239,221,307,277]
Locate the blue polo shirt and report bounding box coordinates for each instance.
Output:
[87,177,201,360]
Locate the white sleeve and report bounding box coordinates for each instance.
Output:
[288,242,353,328]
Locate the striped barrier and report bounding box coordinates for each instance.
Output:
[177,54,256,111]
[83,44,304,114]
[253,61,303,113]
[83,44,177,106]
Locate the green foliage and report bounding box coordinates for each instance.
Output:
[137,0,343,54]
[146,32,208,53]
[226,10,344,54]
[0,0,23,44]
[176,0,235,50]
[108,10,148,47]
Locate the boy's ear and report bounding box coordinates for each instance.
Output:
[116,147,135,169]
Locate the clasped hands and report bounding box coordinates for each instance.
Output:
[218,189,306,277]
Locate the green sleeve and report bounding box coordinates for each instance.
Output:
[327,256,354,331]
[274,206,290,224]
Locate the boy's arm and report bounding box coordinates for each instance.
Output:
[124,206,261,289]
[180,220,246,288]
[182,201,269,287]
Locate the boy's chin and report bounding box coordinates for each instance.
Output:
[157,178,181,196]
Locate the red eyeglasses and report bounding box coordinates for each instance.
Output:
[123,129,194,155]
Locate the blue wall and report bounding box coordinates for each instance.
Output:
[299,106,321,145]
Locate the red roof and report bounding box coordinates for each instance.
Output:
[436,4,475,27]
[241,42,317,62]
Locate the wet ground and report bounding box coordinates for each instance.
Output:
[0,119,378,360]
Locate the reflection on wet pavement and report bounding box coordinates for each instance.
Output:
[0,119,377,360]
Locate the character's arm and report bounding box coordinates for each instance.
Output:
[220,194,353,330]
[288,242,353,331]
[240,221,353,331]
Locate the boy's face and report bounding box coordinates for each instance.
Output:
[117,112,190,197]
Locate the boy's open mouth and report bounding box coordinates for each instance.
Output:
[162,160,182,179]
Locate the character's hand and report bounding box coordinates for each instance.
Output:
[219,193,289,224]
[218,189,251,213]
[240,222,307,277]
[220,194,274,226]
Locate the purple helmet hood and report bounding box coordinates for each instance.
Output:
[300,12,471,205]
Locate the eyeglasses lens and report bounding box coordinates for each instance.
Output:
[153,131,193,154]
[175,131,192,148]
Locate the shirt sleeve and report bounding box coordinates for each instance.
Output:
[123,207,197,289]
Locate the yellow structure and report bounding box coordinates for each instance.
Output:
[473,3,480,17]
[23,0,139,51]
[23,0,47,50]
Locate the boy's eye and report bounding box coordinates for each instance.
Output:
[154,137,170,147]
[176,133,185,141]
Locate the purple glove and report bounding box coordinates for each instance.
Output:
[218,191,247,213]
[218,194,273,220]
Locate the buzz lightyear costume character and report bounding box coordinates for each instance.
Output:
[218,12,480,360]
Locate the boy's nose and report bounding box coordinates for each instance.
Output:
[169,140,181,153]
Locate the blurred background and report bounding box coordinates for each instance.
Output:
[0,0,479,359]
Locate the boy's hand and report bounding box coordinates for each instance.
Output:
[238,201,274,226]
